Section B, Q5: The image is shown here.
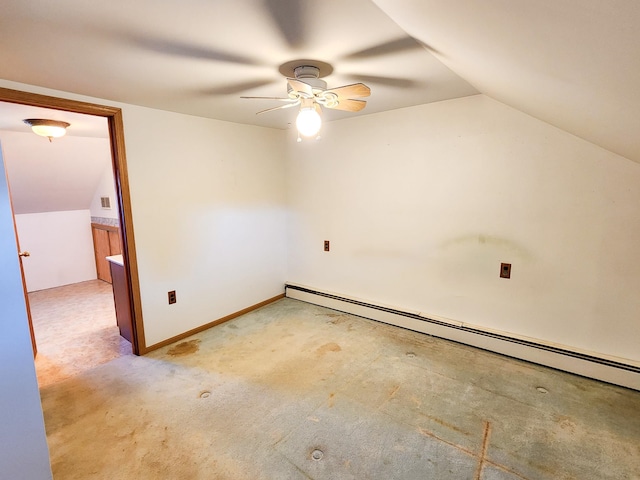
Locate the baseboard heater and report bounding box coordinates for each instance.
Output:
[285,284,640,391]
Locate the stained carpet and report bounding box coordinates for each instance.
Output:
[34,294,640,479]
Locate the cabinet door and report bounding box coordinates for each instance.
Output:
[108,229,121,255]
[92,227,112,283]
[109,261,133,342]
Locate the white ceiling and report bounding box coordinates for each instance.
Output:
[1,0,639,162]
[372,0,640,163]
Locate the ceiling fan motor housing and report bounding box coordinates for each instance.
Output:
[245,59,369,115]
[292,65,327,93]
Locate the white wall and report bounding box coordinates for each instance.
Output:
[14,210,97,292]
[286,95,640,363]
[89,162,119,220]
[123,106,288,346]
[0,144,52,479]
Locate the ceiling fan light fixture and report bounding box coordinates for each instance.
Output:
[244,60,369,140]
[23,118,70,141]
[296,107,322,137]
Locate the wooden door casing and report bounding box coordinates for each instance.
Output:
[0,86,144,354]
[17,252,36,358]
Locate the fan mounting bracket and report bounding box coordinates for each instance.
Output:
[278,59,333,79]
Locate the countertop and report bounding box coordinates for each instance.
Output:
[106,254,124,267]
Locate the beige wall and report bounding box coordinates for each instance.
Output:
[122,104,288,345]
[285,94,640,363]
[89,162,119,220]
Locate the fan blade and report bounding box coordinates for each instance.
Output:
[287,78,313,97]
[325,99,367,112]
[342,36,438,59]
[201,80,275,96]
[127,33,261,66]
[256,101,300,115]
[345,74,417,89]
[323,83,371,99]
[263,0,306,48]
[241,96,294,101]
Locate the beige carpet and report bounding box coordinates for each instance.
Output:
[35,295,640,479]
[30,280,131,388]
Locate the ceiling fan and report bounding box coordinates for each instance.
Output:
[241,61,371,138]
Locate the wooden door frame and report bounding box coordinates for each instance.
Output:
[0,87,146,355]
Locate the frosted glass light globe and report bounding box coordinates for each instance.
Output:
[32,125,67,138]
[23,119,70,141]
[296,107,322,137]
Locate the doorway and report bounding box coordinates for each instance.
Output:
[0,87,145,361]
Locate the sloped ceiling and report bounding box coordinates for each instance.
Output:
[372,0,640,163]
[1,0,639,163]
[0,130,111,215]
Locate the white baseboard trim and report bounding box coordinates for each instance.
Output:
[285,283,640,391]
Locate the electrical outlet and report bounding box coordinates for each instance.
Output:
[500,263,511,279]
[324,240,330,251]
[168,290,177,304]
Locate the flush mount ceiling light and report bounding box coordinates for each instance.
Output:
[23,118,70,142]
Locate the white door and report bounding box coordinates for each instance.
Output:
[0,140,52,477]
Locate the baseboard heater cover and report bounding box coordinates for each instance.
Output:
[285,284,640,391]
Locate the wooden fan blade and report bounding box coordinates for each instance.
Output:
[287,78,313,96]
[256,101,300,115]
[323,83,371,99]
[241,96,293,101]
[325,99,367,112]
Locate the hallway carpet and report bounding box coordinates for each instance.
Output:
[37,297,639,479]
